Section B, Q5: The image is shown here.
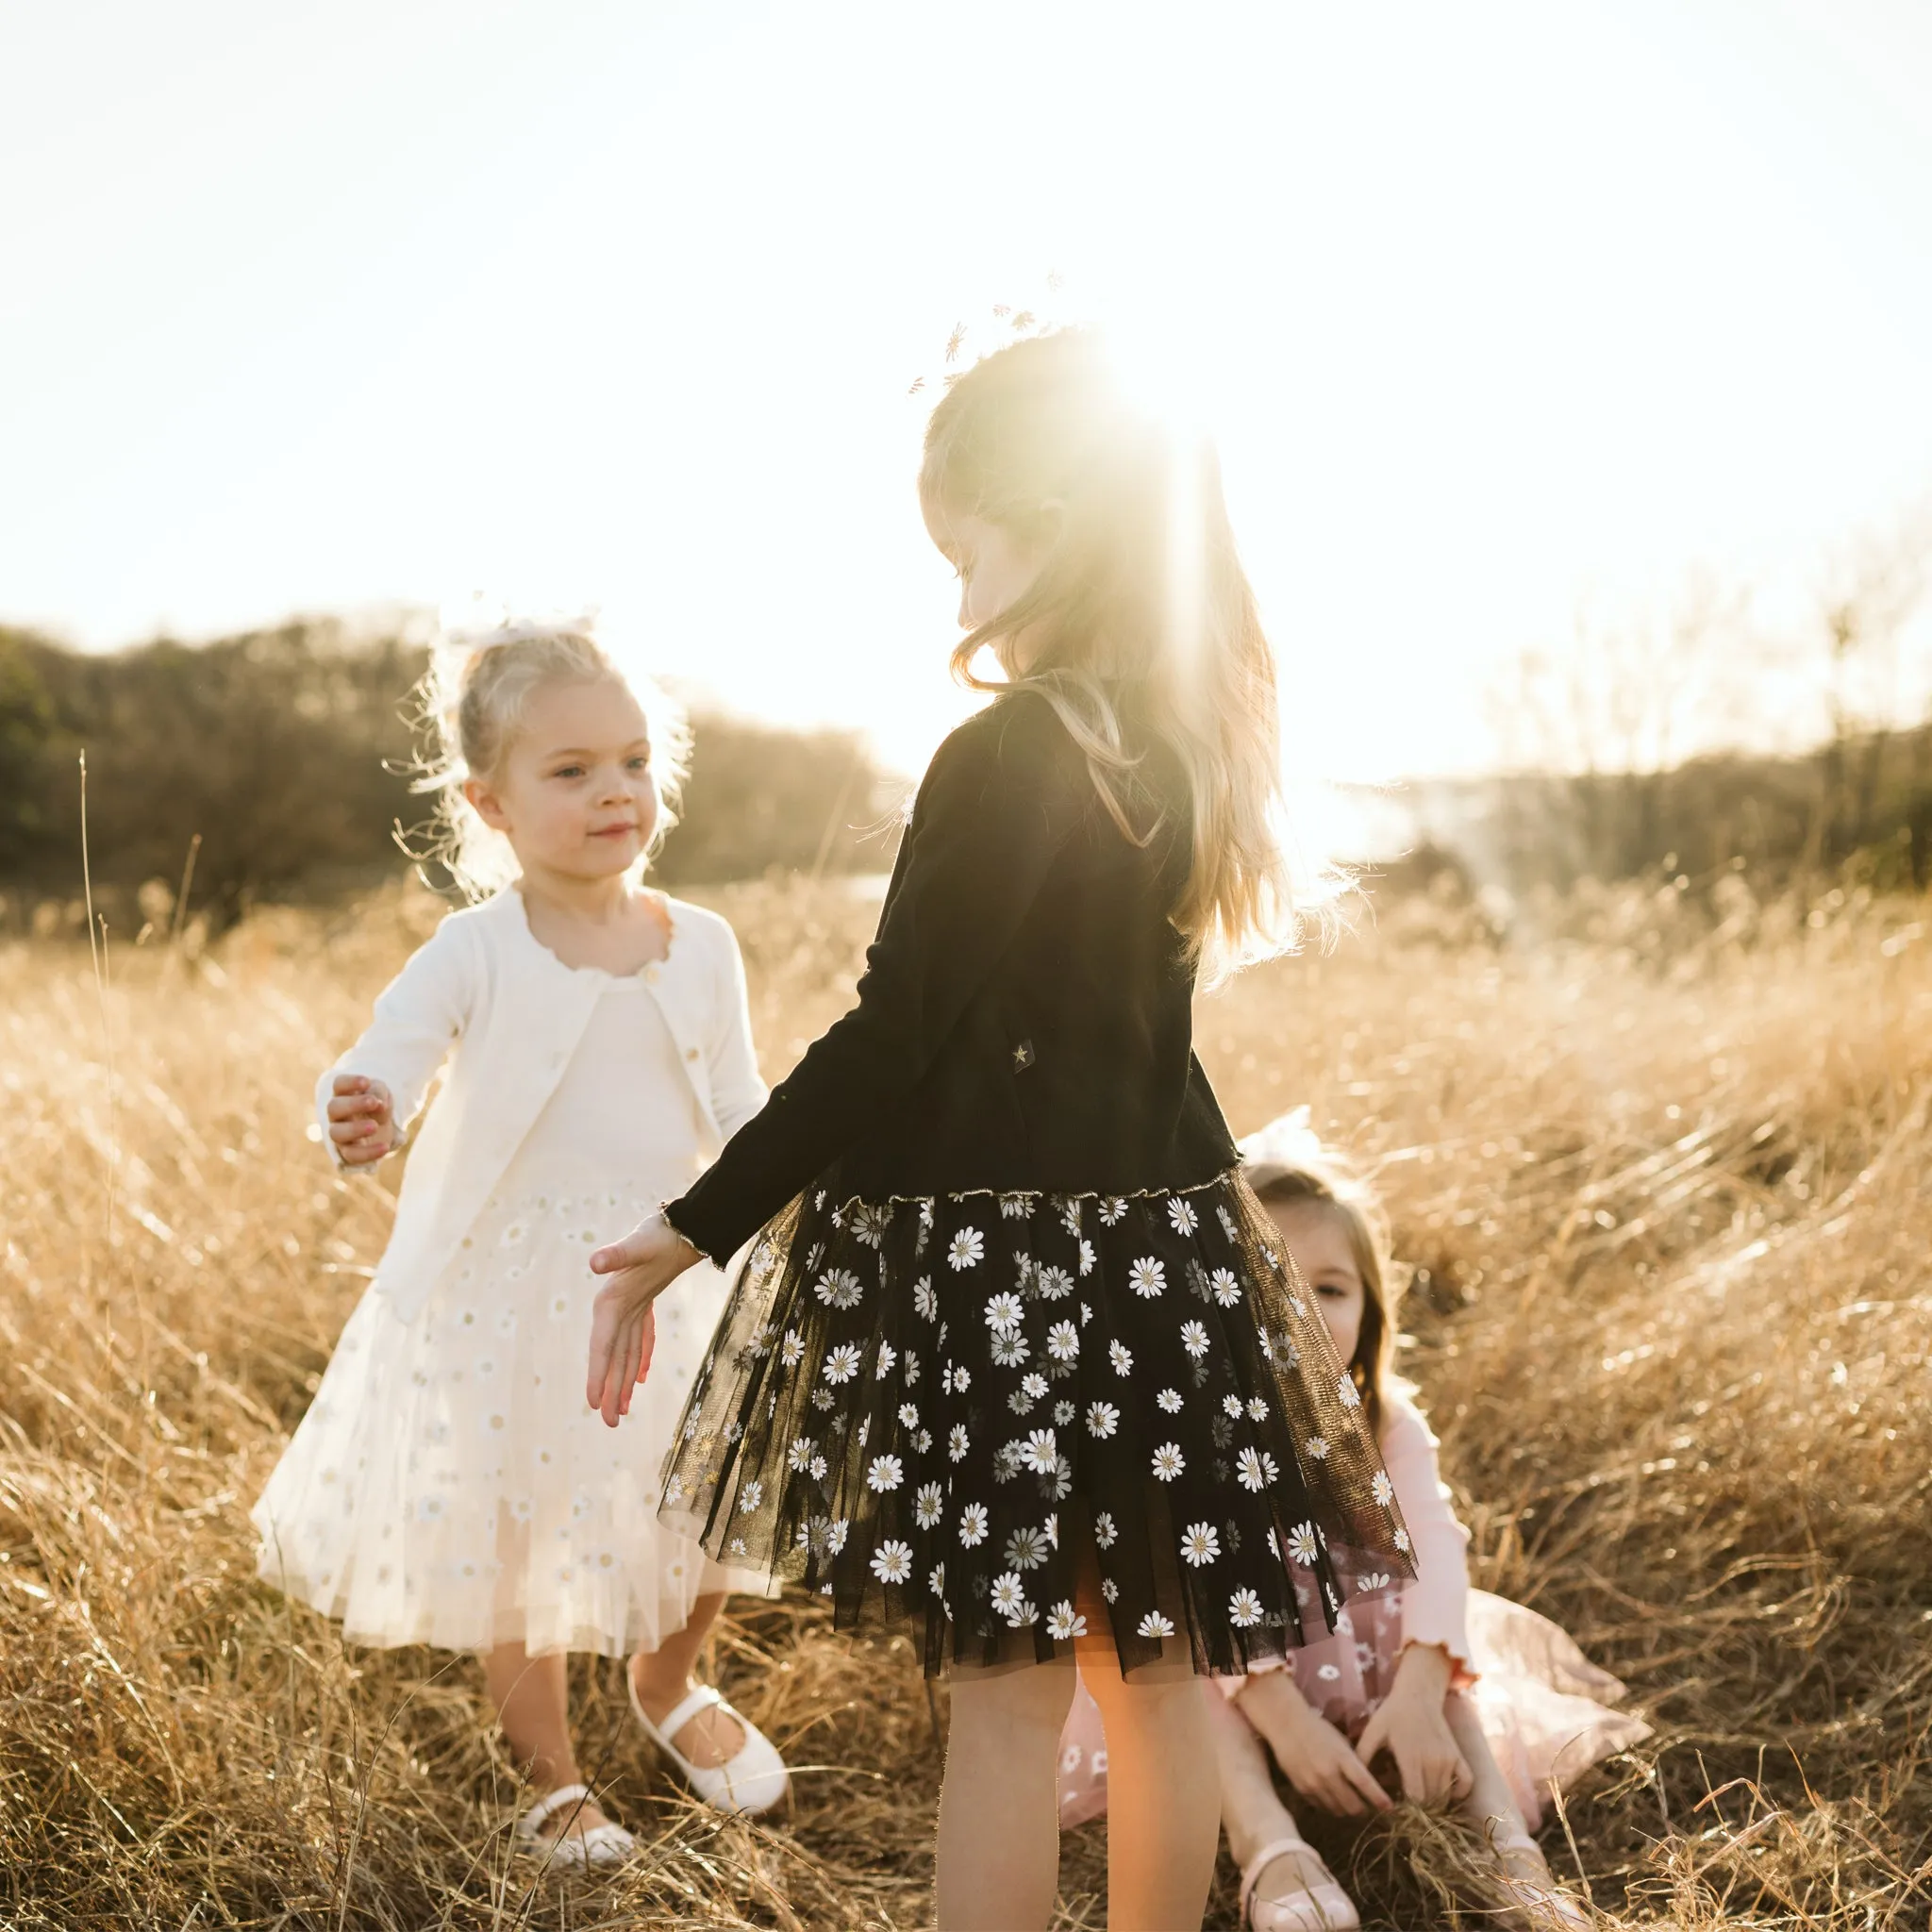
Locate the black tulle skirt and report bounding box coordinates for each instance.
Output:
[658,1174,1414,1676]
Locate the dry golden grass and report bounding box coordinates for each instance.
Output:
[1,871,1927,1929]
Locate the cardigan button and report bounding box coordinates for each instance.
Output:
[685,1047,699,1061]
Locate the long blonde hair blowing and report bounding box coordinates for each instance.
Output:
[403,617,690,901]
[922,327,1314,979]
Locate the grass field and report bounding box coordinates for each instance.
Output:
[1,872,1927,1929]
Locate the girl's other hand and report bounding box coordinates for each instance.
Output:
[1240,1674,1392,1817]
[586,1216,700,1426]
[327,1074,395,1164]
[1354,1644,1474,1809]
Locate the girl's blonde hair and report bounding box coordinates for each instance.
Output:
[921,327,1330,980]
[1241,1110,1404,1436]
[404,613,690,901]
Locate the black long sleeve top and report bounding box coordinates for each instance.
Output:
[663,687,1241,1265]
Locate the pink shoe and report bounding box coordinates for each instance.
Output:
[1240,1832,1361,1932]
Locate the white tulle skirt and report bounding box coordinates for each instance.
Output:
[252,1164,770,1658]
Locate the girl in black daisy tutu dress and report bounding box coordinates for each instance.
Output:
[584,327,1413,1928]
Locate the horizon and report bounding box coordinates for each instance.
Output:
[6,0,1932,786]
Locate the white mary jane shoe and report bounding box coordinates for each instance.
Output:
[1490,1829,1592,1929]
[515,1782,636,1871]
[628,1677,790,1815]
[1240,1832,1361,1932]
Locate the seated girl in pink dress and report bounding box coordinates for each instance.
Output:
[1057,1111,1649,1929]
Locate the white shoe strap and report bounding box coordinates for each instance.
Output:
[1240,1834,1323,1910]
[656,1683,726,1745]
[521,1782,593,1833]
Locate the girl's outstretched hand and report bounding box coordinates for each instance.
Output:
[327,1074,395,1165]
[586,1214,700,1426]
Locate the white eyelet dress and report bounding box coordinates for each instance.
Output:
[253,964,769,1657]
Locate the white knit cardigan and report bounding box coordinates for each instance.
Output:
[314,886,766,1322]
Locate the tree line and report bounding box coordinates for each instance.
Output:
[0,622,898,928]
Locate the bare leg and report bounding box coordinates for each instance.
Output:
[1080,1658,1221,1931]
[936,1658,1078,1931]
[1445,1694,1586,1922]
[629,1591,747,1768]
[1446,1692,1528,1842]
[1208,1685,1356,1917]
[481,1643,615,1839]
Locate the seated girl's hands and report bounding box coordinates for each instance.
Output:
[327,1074,395,1165]
[1238,1671,1391,1817]
[1354,1642,1474,1809]
[586,1215,701,1427]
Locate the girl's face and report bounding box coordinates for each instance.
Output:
[463,675,658,882]
[1265,1200,1367,1368]
[924,497,1049,638]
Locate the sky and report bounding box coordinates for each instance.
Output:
[5,0,1932,785]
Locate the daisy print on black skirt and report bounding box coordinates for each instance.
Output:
[657,1174,1412,1679]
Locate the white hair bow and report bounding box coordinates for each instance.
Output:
[1237,1104,1324,1172]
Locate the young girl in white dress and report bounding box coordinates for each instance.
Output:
[252,615,788,1865]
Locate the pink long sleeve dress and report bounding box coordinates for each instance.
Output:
[1056,1393,1650,1829]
